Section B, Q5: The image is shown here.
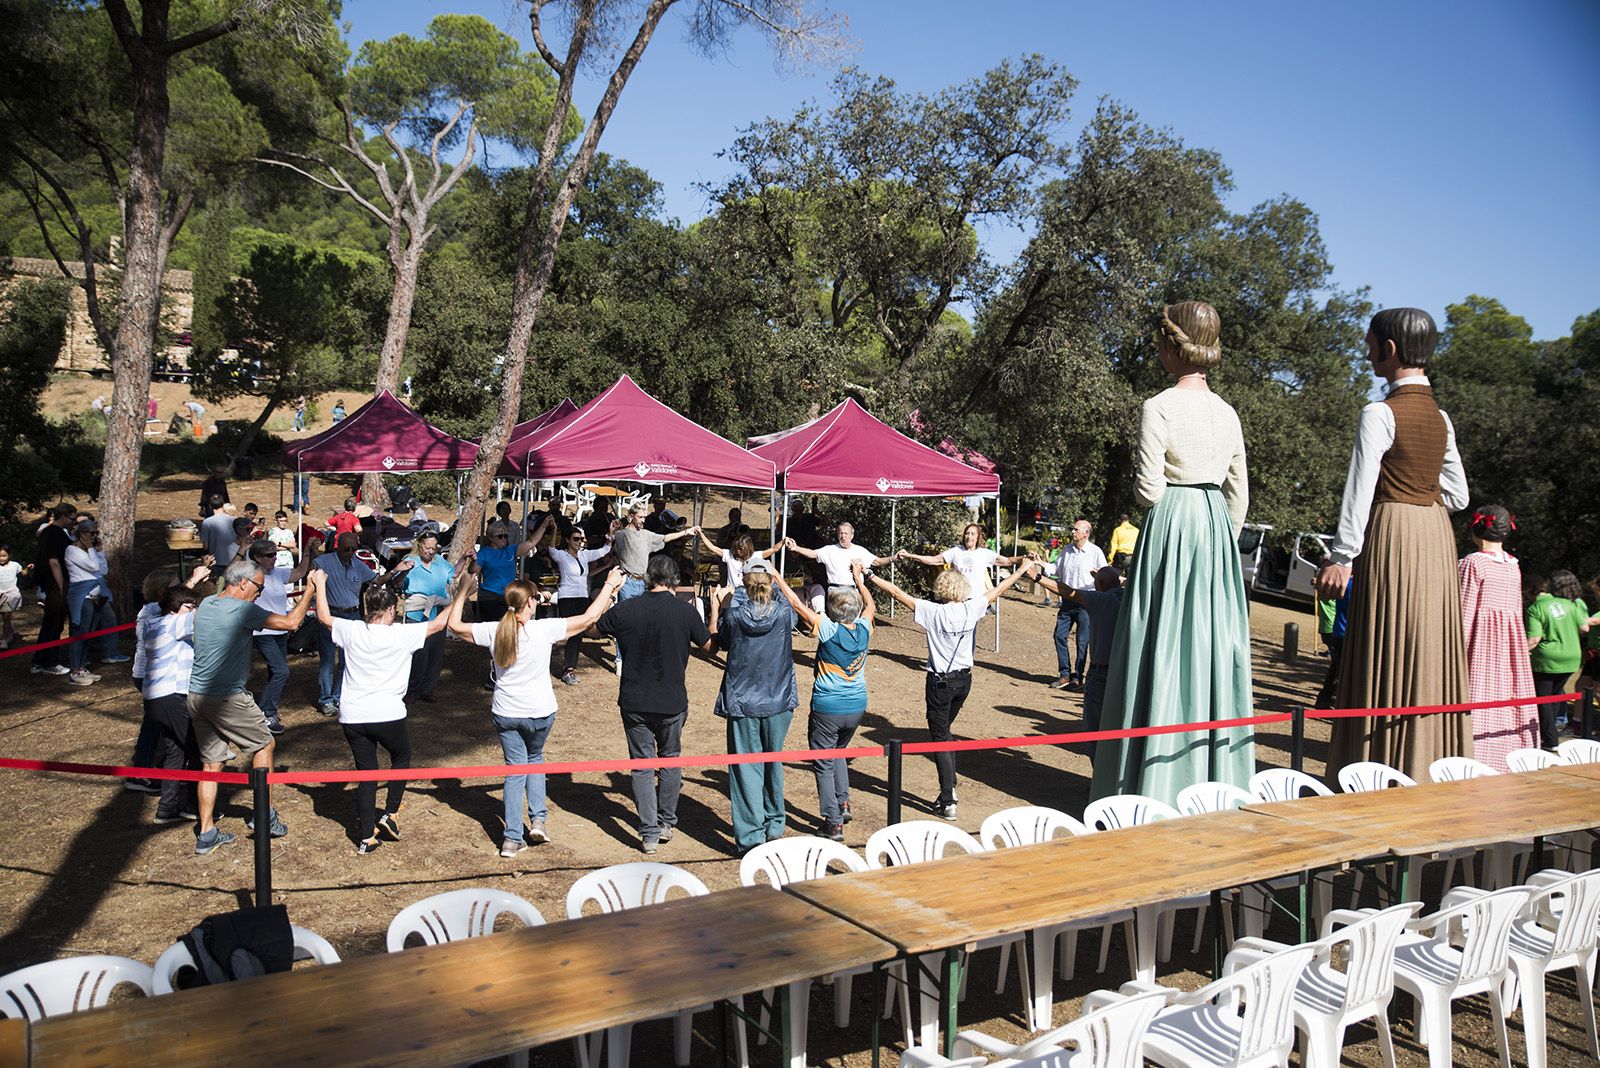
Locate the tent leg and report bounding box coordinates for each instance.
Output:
[889,500,897,621]
[277,469,284,512]
[993,490,1002,653]
[689,486,703,593]
[778,493,790,578]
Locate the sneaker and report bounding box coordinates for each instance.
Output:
[264,716,285,736]
[101,653,131,664]
[194,828,235,855]
[246,810,288,838]
[316,702,338,718]
[823,822,845,842]
[657,826,675,844]
[936,802,959,821]
[154,810,197,824]
[412,693,435,704]
[376,813,400,841]
[839,801,853,825]
[31,664,70,676]
[67,669,98,686]
[499,838,525,858]
[640,838,659,855]
[356,837,382,855]
[526,819,548,844]
[560,670,579,687]
[1049,677,1071,690]
[123,778,160,794]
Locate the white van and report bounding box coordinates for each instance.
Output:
[1238,524,1331,604]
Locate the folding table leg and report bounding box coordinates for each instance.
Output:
[870,963,883,1068]
[939,948,964,1058]
[1134,905,1158,983]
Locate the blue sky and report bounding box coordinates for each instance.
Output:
[344,1,1600,341]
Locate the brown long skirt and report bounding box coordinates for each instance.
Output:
[1328,501,1472,782]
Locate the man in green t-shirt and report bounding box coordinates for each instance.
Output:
[1526,570,1590,748]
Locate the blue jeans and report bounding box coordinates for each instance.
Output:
[67,588,117,671]
[253,633,289,717]
[618,576,646,602]
[495,712,556,840]
[293,410,305,431]
[1054,603,1091,680]
[291,475,311,512]
[316,607,360,704]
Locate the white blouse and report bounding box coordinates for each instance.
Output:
[1134,387,1249,534]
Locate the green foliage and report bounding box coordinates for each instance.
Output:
[800,494,974,603]
[189,203,242,360]
[1434,298,1600,579]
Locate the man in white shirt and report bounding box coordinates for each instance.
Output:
[786,522,893,588]
[1052,519,1107,690]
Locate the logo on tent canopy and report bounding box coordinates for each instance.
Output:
[382,456,419,471]
[633,461,679,479]
[875,476,914,493]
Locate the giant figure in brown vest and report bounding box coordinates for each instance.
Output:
[1317,308,1472,780]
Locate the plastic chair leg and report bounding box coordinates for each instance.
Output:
[605,1023,632,1068]
[833,971,853,1027]
[1514,958,1546,1068]
[785,982,809,1068]
[1577,956,1600,1060]
[1028,927,1053,1031]
[1058,927,1079,981]
[1134,906,1158,983]
[1374,1011,1399,1068]
[1488,986,1513,1068]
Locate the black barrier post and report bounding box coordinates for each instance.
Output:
[1583,690,1594,741]
[1291,707,1306,773]
[886,739,903,826]
[251,767,272,907]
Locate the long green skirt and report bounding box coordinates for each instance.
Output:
[1089,484,1255,806]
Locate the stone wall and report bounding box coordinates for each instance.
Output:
[0,256,195,374]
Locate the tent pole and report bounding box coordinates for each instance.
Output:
[277,469,284,512]
[993,489,1002,653]
[689,486,703,592]
[889,499,897,620]
[778,491,790,578]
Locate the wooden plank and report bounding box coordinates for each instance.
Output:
[1548,761,1600,784]
[1246,769,1600,856]
[0,1018,26,1068]
[786,809,1372,955]
[27,886,892,1068]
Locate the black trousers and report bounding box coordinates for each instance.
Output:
[1533,672,1570,748]
[144,693,199,818]
[407,629,445,698]
[342,719,412,842]
[1315,634,1344,710]
[32,587,65,669]
[924,670,973,807]
[557,597,587,671]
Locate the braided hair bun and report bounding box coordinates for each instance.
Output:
[1157,301,1222,369]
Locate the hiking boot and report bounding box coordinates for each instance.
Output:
[194,828,235,855]
[839,801,853,825]
[640,837,659,855]
[656,826,674,844]
[246,810,288,838]
[317,701,338,718]
[526,819,548,844]
[824,822,845,843]
[376,812,400,841]
[560,670,579,687]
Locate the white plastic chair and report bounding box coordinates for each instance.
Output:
[1085,941,1318,1068]
[567,862,744,1068]
[1241,771,1337,937]
[1480,869,1600,1068]
[1335,760,1416,793]
[153,924,341,995]
[979,807,1135,1030]
[386,888,544,952]
[901,987,1169,1068]
[1390,885,1530,1068]
[1506,747,1559,772]
[1175,781,1253,816]
[1558,738,1600,764]
[1248,767,1334,802]
[1230,901,1421,1068]
[1338,760,1472,903]
[1428,758,1531,888]
[867,822,1032,1044]
[739,837,889,1064]
[1,956,153,1020]
[1082,796,1207,981]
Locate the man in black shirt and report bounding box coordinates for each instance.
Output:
[31,504,76,675]
[592,554,711,853]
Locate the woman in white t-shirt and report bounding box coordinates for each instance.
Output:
[309,568,467,855]
[536,525,614,686]
[0,544,30,648]
[694,530,782,603]
[898,523,1030,592]
[447,568,626,858]
[870,560,1036,821]
[141,585,202,823]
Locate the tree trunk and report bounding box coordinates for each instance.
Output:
[451,0,671,566]
[231,392,284,470]
[359,238,425,508]
[97,28,172,614]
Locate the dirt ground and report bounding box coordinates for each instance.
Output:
[1,468,1594,1067]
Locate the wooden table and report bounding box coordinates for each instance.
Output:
[1548,760,1600,784]
[18,886,892,1068]
[786,809,1372,1055]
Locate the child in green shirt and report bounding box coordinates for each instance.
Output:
[1526,570,1591,746]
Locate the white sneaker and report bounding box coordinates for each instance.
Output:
[67,670,98,686]
[31,664,70,676]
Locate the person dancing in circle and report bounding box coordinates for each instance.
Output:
[1090,300,1255,805]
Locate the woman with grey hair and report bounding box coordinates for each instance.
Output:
[775,560,874,840]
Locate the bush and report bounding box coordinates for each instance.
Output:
[798,494,974,603]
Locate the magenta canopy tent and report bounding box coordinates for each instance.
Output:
[750,397,999,497]
[281,389,478,474]
[506,374,776,489]
[476,397,577,450]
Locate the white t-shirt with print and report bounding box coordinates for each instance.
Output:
[331,618,429,724]
[815,543,876,586]
[913,595,987,674]
[942,546,999,590]
[470,618,567,719]
[267,526,296,569]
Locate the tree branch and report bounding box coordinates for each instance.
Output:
[337,99,400,211]
[1,152,116,356]
[424,116,478,211]
[529,0,565,76]
[421,98,472,210]
[101,0,142,64]
[379,121,417,210]
[254,154,391,225]
[164,15,243,56]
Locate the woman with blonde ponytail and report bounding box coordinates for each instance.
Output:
[1090,300,1256,806]
[448,568,627,858]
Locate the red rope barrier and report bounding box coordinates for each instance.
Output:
[0,757,249,784]
[0,621,136,660]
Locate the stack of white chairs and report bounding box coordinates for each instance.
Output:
[979,806,1136,1032]
[1081,795,1209,981]
[898,987,1168,1067]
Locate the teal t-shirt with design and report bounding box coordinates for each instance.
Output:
[812,617,871,715]
[1526,593,1587,675]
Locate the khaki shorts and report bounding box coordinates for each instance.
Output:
[187,691,273,764]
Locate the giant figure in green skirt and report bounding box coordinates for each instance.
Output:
[1090,300,1256,805]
